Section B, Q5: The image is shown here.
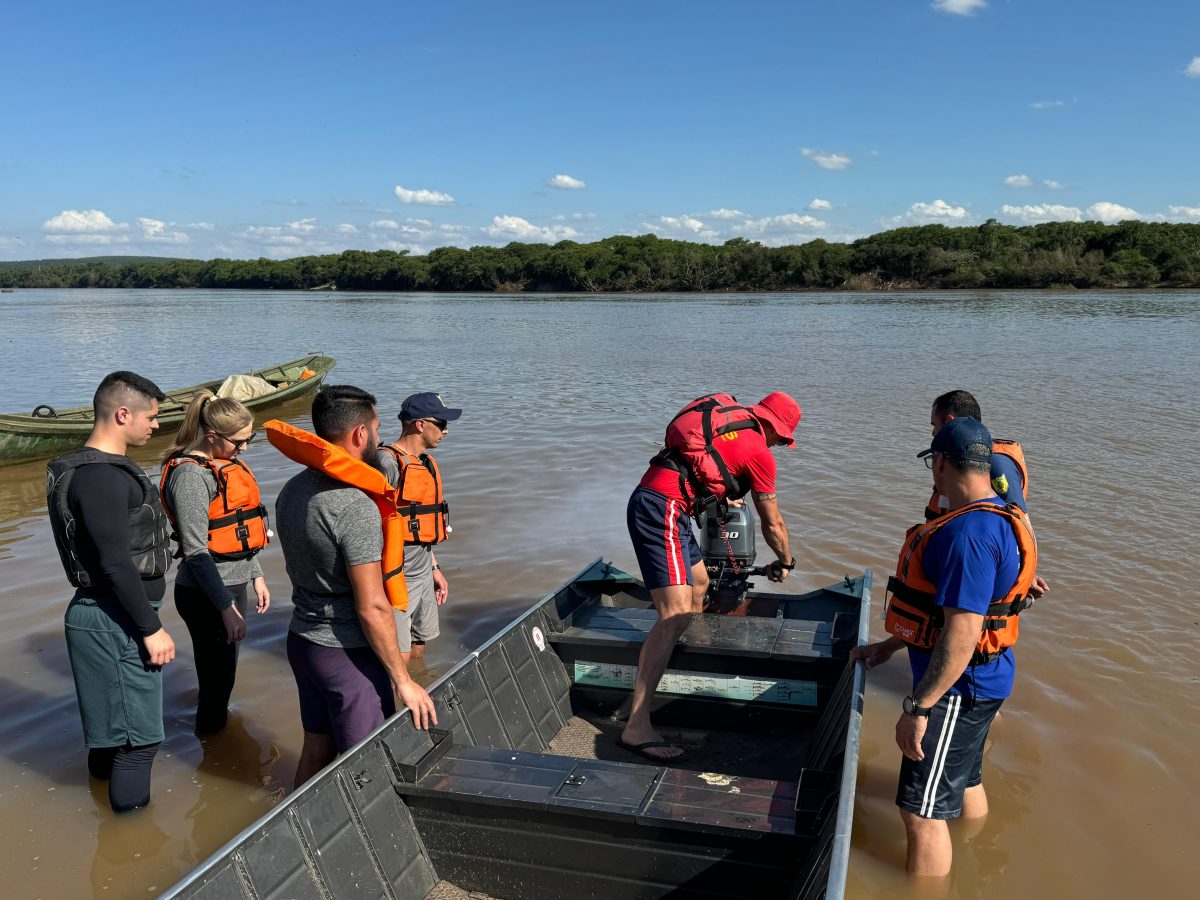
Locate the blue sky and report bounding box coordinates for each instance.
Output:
[2,0,1198,260]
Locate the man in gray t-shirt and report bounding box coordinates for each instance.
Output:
[277,468,383,648]
[273,385,436,788]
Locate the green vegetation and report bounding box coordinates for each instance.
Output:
[3,220,1198,291]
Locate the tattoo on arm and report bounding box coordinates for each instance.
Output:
[753,492,776,501]
[915,640,953,702]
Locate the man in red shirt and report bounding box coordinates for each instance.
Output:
[620,392,801,762]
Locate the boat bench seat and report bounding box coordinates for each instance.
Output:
[553,605,853,660]
[393,739,837,839]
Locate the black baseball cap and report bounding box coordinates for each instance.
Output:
[399,392,463,423]
[918,416,992,464]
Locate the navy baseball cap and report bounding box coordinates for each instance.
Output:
[918,416,992,464]
[399,392,463,423]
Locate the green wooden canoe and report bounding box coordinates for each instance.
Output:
[0,354,335,466]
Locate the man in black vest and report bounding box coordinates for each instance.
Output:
[47,371,175,812]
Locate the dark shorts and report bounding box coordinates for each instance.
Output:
[286,632,396,752]
[896,694,1003,820]
[627,486,701,590]
[64,593,165,748]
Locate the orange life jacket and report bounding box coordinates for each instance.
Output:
[159,454,269,560]
[264,420,410,611]
[885,500,1038,665]
[926,438,1029,521]
[378,444,449,544]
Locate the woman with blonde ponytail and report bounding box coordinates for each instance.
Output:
[159,391,271,734]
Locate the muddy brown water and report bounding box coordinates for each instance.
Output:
[0,289,1196,899]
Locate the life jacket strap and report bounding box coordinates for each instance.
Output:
[971,646,1009,666]
[886,575,937,611]
[208,505,266,531]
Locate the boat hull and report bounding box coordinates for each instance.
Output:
[0,355,334,465]
[161,559,870,900]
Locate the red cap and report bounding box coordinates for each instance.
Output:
[750,392,801,446]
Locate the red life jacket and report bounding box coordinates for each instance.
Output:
[926,438,1030,521]
[650,393,762,517]
[159,454,269,561]
[265,420,410,611]
[886,501,1038,665]
[378,444,449,544]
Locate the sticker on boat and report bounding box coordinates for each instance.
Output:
[573,661,818,706]
[531,626,546,651]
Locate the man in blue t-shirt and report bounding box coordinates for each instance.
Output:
[852,417,1028,877]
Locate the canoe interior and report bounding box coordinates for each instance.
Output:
[163,560,870,900]
[0,354,334,464]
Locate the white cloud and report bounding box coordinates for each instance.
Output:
[288,218,317,233]
[394,184,456,205]
[407,218,432,227]
[807,198,832,210]
[1043,179,1064,190]
[1004,175,1032,187]
[1001,204,1083,223]
[643,215,716,239]
[370,219,400,230]
[547,174,586,190]
[43,209,125,233]
[186,221,215,230]
[641,209,834,246]
[1029,100,1065,109]
[485,215,577,243]
[552,212,598,222]
[894,200,969,225]
[138,217,188,243]
[1087,202,1141,223]
[1185,57,1200,78]
[1167,205,1200,221]
[704,208,750,220]
[801,147,852,170]
[336,223,358,234]
[740,213,826,235]
[933,0,987,15]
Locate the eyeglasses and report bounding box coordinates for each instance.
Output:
[423,418,448,431]
[923,453,937,470]
[222,432,256,451]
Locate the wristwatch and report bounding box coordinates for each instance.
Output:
[903,695,933,717]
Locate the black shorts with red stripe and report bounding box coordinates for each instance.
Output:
[627,486,702,590]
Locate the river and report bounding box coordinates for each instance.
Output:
[0,288,1196,899]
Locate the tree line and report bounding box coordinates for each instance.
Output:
[3,220,1199,292]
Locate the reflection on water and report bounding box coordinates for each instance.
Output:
[0,289,1198,899]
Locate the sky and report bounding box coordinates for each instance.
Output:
[2,0,1198,261]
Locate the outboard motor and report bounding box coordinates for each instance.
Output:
[697,503,764,614]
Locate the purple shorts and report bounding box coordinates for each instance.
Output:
[286,632,396,752]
